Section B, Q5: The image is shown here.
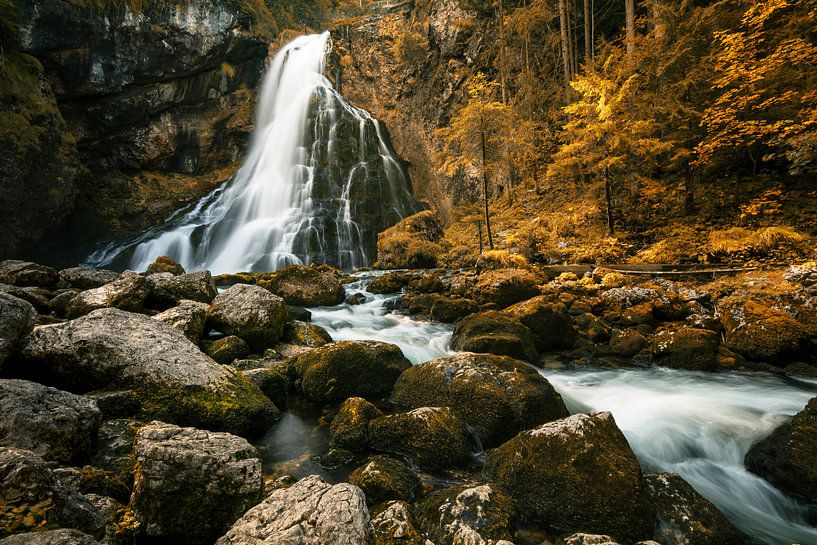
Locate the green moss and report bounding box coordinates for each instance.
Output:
[137,371,280,436]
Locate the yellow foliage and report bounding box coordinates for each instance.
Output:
[708,226,807,256]
[477,250,530,270]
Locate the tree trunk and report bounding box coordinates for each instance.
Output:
[625,0,636,54]
[497,0,507,104]
[480,116,495,251]
[604,167,615,236]
[558,0,571,94]
[684,171,696,215]
[567,0,576,77]
[584,0,592,63]
[477,220,484,254]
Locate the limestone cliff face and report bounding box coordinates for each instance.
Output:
[333,0,492,223]
[3,0,279,263]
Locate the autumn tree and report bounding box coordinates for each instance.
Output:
[696,0,817,176]
[547,47,672,235]
[435,73,533,250]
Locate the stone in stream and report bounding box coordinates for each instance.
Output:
[65,271,149,318]
[0,447,105,539]
[153,299,209,342]
[15,308,279,436]
[331,397,383,452]
[144,270,217,309]
[390,352,568,447]
[450,310,539,363]
[146,255,186,276]
[130,422,264,544]
[0,529,102,545]
[650,326,721,371]
[257,264,346,307]
[292,340,411,402]
[368,272,411,294]
[503,295,577,352]
[371,501,425,545]
[721,300,809,364]
[745,396,817,504]
[484,412,654,542]
[609,328,650,357]
[203,335,251,364]
[285,320,333,347]
[645,472,744,545]
[0,379,100,464]
[215,474,371,545]
[416,483,516,545]
[348,455,420,507]
[207,283,288,351]
[59,267,119,290]
[470,268,542,308]
[368,406,473,471]
[0,292,36,370]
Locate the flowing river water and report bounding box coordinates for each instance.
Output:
[265,276,817,545]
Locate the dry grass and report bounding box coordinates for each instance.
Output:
[477,250,530,270]
[708,226,808,256]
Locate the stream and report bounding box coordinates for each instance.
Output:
[264,276,817,545]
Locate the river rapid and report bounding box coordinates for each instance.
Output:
[264,276,817,545]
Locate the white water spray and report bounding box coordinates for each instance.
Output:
[88,32,416,274]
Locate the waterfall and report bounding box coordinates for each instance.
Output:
[87,32,418,274]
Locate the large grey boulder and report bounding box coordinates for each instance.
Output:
[391,353,568,447]
[0,379,100,464]
[65,271,149,318]
[484,412,653,543]
[0,447,105,539]
[0,529,101,545]
[131,422,264,544]
[0,292,36,370]
[145,271,217,309]
[153,299,209,342]
[258,264,346,307]
[0,260,59,289]
[207,284,288,351]
[59,267,119,290]
[16,308,278,436]
[215,475,371,545]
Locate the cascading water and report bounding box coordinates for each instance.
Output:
[87,32,418,274]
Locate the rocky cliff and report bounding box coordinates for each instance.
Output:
[1,0,281,263]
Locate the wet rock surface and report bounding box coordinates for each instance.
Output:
[348,455,420,507]
[259,265,346,307]
[450,311,539,363]
[207,284,288,352]
[0,293,36,370]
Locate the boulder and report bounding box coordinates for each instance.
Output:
[450,311,539,363]
[430,297,479,323]
[369,407,473,471]
[416,483,516,545]
[203,336,251,365]
[258,265,346,307]
[0,284,50,313]
[371,501,425,545]
[292,341,411,402]
[0,293,36,369]
[391,353,568,447]
[745,396,817,503]
[601,286,667,311]
[65,271,149,318]
[215,475,371,545]
[49,289,80,316]
[368,273,411,294]
[348,455,420,507]
[0,447,104,539]
[145,271,217,309]
[484,412,653,542]
[0,261,59,289]
[722,301,809,363]
[573,312,611,343]
[0,529,101,545]
[16,308,278,436]
[285,320,333,347]
[153,299,209,342]
[651,326,721,371]
[558,535,621,545]
[131,422,264,543]
[241,365,290,410]
[504,296,577,352]
[59,267,119,290]
[0,379,100,464]
[609,329,649,357]
[645,473,744,545]
[331,397,383,452]
[146,256,185,276]
[376,211,444,269]
[471,269,541,309]
[207,284,288,351]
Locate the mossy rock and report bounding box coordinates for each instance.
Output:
[203,336,251,365]
[722,300,809,364]
[207,284,288,352]
[450,311,539,363]
[504,296,577,352]
[471,269,542,309]
[146,256,185,275]
[371,501,425,545]
[330,397,383,452]
[284,320,333,347]
[651,326,720,371]
[368,273,411,294]
[257,264,345,307]
[292,341,410,402]
[348,455,420,507]
[368,407,472,471]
